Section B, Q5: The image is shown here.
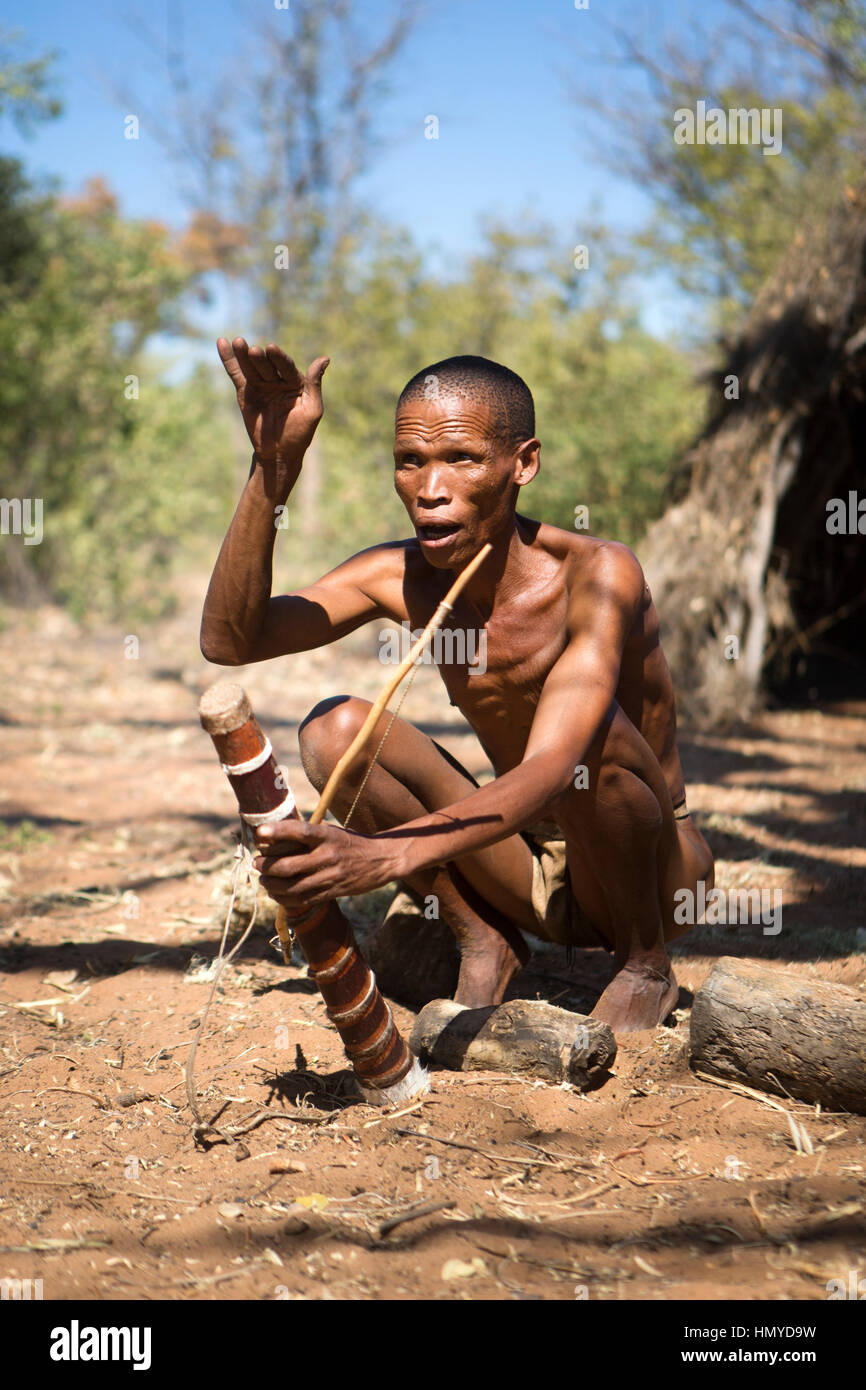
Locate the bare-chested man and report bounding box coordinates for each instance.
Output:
[201,337,714,1033]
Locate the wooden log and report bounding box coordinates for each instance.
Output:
[690,957,866,1113]
[409,998,616,1089]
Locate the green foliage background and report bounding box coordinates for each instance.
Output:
[0,158,702,617]
[0,161,237,620]
[4,2,864,621]
[260,222,703,564]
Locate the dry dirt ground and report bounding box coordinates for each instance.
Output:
[1,595,865,1303]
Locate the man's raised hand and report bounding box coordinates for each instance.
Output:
[216,336,330,465]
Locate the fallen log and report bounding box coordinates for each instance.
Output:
[409,998,616,1089]
[690,957,866,1113]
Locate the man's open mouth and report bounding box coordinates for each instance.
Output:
[416,520,462,545]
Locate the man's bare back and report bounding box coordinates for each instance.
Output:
[201,338,714,1033]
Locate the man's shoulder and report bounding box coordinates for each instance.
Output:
[330,537,416,580]
[322,538,422,617]
[521,517,645,588]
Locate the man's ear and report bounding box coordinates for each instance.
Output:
[514,438,541,487]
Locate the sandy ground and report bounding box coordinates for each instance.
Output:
[1,591,865,1302]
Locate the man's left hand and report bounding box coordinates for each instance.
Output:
[253,818,405,910]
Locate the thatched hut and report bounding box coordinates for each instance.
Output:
[641,184,866,725]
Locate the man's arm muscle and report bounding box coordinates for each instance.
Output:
[236,546,400,663]
[522,541,643,765]
[204,541,402,665]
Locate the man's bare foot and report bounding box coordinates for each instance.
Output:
[590,961,679,1033]
[453,926,529,1009]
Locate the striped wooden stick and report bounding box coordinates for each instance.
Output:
[199,683,428,1106]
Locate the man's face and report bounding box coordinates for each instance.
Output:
[393,392,537,569]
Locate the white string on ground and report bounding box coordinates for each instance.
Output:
[185,832,260,1140]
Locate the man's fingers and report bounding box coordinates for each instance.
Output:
[261,880,329,910]
[259,858,331,889]
[232,336,264,382]
[255,820,318,851]
[254,837,332,881]
[216,337,245,388]
[220,336,328,413]
[265,343,302,386]
[232,336,288,387]
[307,356,330,392]
[247,344,279,381]
[258,859,308,883]
[260,865,328,890]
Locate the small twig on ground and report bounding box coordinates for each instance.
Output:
[464,1237,594,1281]
[8,997,68,1011]
[493,1180,619,1211]
[0,1237,111,1253]
[747,1190,772,1237]
[786,1111,815,1156]
[136,1261,273,1292]
[611,1162,709,1187]
[362,1097,432,1128]
[693,1070,791,1113]
[215,1107,336,1139]
[34,1085,107,1108]
[376,1198,456,1238]
[514,1139,597,1171]
[610,1138,650,1161]
[4,1177,106,1189]
[395,1127,544,1168]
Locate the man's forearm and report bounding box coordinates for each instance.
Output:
[385,749,574,878]
[380,666,615,882]
[200,451,302,664]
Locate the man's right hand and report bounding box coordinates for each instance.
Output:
[217,336,330,467]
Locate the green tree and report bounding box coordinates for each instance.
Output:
[256,219,703,567]
[127,0,420,539]
[0,34,239,619]
[567,1,866,332]
[0,25,61,131]
[126,7,702,572]
[0,173,235,618]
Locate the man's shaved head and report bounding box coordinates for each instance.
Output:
[397,355,535,450]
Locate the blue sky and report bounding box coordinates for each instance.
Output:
[3,0,763,344]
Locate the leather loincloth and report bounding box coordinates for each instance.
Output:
[521,820,607,949]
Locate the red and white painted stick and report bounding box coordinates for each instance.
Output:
[199,683,428,1106]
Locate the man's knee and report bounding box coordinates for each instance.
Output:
[553,759,664,841]
[598,762,664,835]
[298,694,370,787]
